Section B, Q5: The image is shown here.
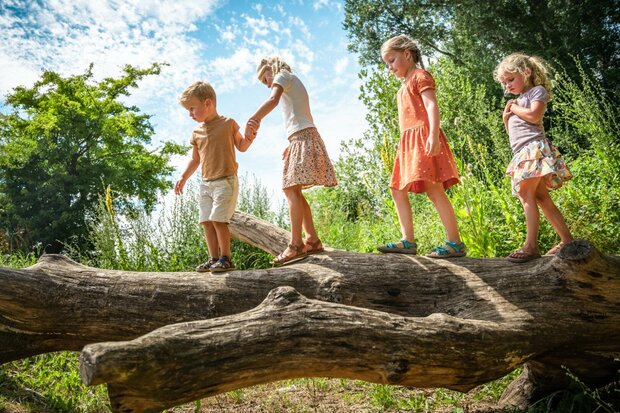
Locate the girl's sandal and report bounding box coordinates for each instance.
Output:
[272,243,307,267]
[426,241,466,259]
[506,248,541,263]
[544,242,565,256]
[304,239,324,255]
[377,239,417,254]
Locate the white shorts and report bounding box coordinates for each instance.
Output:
[198,175,238,223]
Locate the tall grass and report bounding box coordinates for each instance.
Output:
[67,174,286,272]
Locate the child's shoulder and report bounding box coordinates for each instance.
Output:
[405,68,436,91]
[218,116,240,132]
[525,85,550,102]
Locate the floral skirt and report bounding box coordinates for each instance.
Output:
[506,139,572,196]
[282,127,337,190]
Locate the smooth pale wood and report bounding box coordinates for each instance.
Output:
[1,211,619,410]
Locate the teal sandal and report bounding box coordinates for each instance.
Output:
[377,239,417,254]
[426,241,466,258]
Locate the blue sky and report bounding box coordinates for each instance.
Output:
[0,0,368,204]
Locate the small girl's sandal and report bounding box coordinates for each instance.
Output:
[544,242,565,256]
[426,241,466,259]
[377,239,417,254]
[507,248,541,263]
[272,243,307,266]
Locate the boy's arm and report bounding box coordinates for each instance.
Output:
[174,145,200,195]
[234,129,254,152]
[510,100,546,124]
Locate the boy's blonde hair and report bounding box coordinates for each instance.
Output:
[179,81,217,105]
[381,34,425,69]
[494,53,553,95]
[256,57,292,81]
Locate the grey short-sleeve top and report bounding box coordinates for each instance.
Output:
[507,85,550,153]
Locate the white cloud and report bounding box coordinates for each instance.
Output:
[1,0,367,210]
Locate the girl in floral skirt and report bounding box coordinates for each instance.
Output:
[246,57,337,266]
[494,53,573,262]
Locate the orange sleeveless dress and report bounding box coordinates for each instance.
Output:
[390,69,459,193]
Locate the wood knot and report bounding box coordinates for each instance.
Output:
[317,278,342,303]
[556,240,594,262]
[264,286,304,307]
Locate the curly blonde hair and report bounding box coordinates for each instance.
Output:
[380,34,424,69]
[255,57,292,81]
[178,81,216,105]
[494,53,553,96]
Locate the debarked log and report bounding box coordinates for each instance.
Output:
[1,211,619,410]
[79,286,534,413]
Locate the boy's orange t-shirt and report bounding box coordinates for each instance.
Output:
[190,116,240,181]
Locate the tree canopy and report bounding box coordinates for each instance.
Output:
[0,63,185,252]
[344,0,620,96]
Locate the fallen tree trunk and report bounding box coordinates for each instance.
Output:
[1,211,619,411]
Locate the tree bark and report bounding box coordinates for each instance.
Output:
[1,211,619,411]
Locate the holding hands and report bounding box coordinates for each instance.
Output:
[245,118,261,141]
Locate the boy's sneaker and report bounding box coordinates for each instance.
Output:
[196,257,218,273]
[210,256,235,273]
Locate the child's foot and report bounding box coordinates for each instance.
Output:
[304,238,324,255]
[544,242,565,256]
[507,248,541,263]
[426,241,466,258]
[210,256,235,273]
[377,239,417,254]
[196,257,218,273]
[272,243,307,266]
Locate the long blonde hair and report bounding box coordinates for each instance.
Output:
[494,53,553,96]
[380,34,424,69]
[256,57,292,81]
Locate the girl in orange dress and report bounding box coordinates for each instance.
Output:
[377,35,465,258]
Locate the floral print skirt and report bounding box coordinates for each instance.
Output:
[282,127,337,190]
[506,139,572,196]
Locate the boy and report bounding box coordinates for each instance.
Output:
[175,81,255,272]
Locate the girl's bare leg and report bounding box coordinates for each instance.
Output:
[425,181,461,243]
[516,177,542,254]
[535,179,573,244]
[280,185,305,258]
[391,187,415,242]
[299,193,319,244]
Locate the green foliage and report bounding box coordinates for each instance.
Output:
[343,0,620,96]
[0,353,109,413]
[547,63,620,253]
[0,63,186,253]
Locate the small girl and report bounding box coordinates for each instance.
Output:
[494,53,573,262]
[246,57,337,266]
[377,35,465,258]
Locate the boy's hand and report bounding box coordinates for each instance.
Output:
[282,145,289,160]
[174,178,186,195]
[245,118,260,140]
